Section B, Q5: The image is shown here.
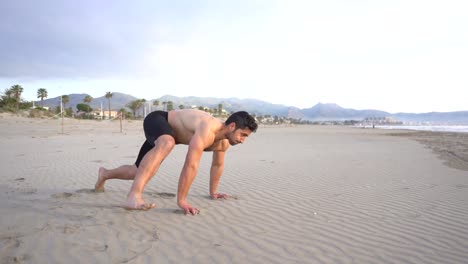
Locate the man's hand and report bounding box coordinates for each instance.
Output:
[178,200,200,215]
[211,193,228,199]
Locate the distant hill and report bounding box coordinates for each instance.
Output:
[155,95,290,117]
[392,111,468,124]
[37,93,468,124]
[301,103,390,121]
[40,92,139,111]
[300,103,468,124]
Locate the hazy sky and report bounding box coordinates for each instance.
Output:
[1,0,467,113]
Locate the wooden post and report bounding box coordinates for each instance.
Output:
[120,111,123,133]
[61,96,64,134]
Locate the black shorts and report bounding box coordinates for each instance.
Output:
[134,111,175,167]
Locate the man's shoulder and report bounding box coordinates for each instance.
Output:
[204,139,229,152]
[216,139,230,151]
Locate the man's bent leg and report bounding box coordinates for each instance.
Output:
[123,135,175,210]
[95,165,137,192]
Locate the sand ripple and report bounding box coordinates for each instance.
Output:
[1,118,468,263]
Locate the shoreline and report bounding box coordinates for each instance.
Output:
[382,129,468,171]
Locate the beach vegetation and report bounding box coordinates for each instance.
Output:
[37,88,48,106]
[126,99,146,118]
[153,100,160,110]
[120,108,132,119]
[28,107,54,118]
[61,95,69,107]
[60,95,70,116]
[0,85,27,112]
[166,101,174,111]
[83,95,93,104]
[105,92,113,119]
[0,88,15,110]
[65,107,73,117]
[54,106,61,114]
[76,103,93,113]
[217,103,224,116]
[10,84,24,111]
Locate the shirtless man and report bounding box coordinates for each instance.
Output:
[95,109,258,215]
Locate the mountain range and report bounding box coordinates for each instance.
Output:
[36,92,468,124]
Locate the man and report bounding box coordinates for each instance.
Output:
[95,109,258,215]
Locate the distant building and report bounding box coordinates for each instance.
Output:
[363,116,402,125]
[31,101,49,111]
[92,108,120,119]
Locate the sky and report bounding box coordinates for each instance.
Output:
[0,0,467,113]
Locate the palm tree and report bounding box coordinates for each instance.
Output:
[1,88,14,108]
[105,92,113,119]
[167,101,174,111]
[10,84,24,111]
[140,98,146,116]
[119,108,129,119]
[81,95,93,118]
[61,95,70,114]
[37,88,48,107]
[153,100,160,110]
[126,99,145,118]
[2,88,13,99]
[83,95,93,104]
[217,103,224,116]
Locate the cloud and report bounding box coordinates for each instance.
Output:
[0,1,195,79]
[1,0,467,112]
[0,0,272,80]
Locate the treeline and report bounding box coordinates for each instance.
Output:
[0,84,31,112]
[1,84,311,124]
[0,85,229,120]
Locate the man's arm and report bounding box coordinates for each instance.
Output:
[210,150,227,199]
[177,134,205,215]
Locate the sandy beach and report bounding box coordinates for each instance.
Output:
[1,113,467,263]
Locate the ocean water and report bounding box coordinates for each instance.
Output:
[376,125,468,133]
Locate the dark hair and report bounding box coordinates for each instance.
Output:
[225,111,258,132]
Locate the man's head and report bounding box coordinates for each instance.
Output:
[225,111,258,145]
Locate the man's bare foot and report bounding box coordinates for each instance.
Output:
[95,167,107,192]
[122,193,156,210]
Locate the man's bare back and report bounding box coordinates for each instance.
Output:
[168,109,225,147]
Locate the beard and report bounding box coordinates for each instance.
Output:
[228,138,239,146]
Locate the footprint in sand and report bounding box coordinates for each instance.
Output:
[76,188,97,194]
[94,244,109,252]
[1,235,21,249]
[158,192,176,199]
[18,188,37,195]
[144,192,176,199]
[51,192,79,199]
[210,195,239,200]
[5,254,31,264]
